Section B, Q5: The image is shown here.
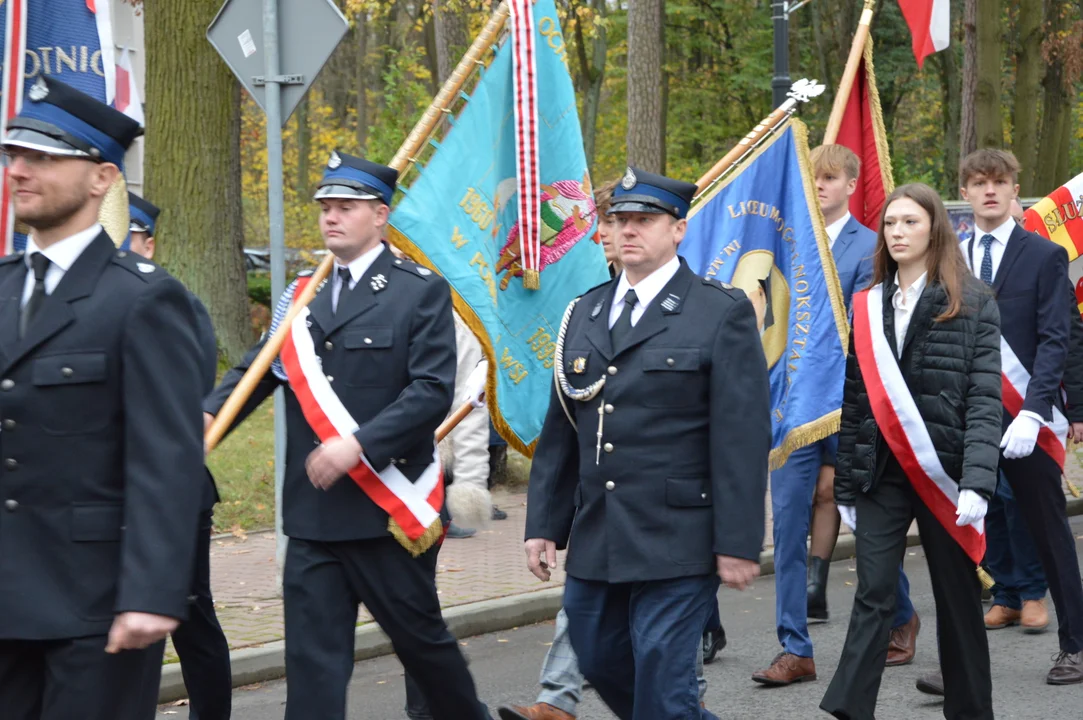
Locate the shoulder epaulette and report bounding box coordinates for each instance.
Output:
[702,277,745,299]
[0,251,24,266]
[391,257,436,279]
[112,250,167,282]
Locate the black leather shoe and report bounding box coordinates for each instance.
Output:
[916,671,944,696]
[702,625,727,664]
[446,522,476,539]
[492,505,508,521]
[1047,651,1083,685]
[807,556,830,623]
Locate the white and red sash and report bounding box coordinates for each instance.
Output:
[852,286,985,565]
[278,277,445,556]
[999,338,1068,469]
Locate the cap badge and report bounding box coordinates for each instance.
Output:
[328,151,342,169]
[621,167,637,190]
[28,78,48,102]
[136,262,156,274]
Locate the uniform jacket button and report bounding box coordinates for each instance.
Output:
[399,458,407,465]
[326,375,334,383]
[0,379,13,391]
[4,499,17,512]
[607,366,617,376]
[2,419,14,431]
[603,442,613,453]
[61,367,74,377]
[604,404,614,414]
[666,357,675,367]
[605,481,615,490]
[4,458,17,470]
[701,493,708,499]
[324,341,334,350]
[364,337,373,345]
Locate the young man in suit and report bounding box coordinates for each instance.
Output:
[754,145,920,686]
[960,148,1083,684]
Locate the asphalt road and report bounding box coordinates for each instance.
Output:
[161,517,1083,720]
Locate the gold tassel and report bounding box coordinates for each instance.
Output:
[1065,475,1081,499]
[523,268,540,290]
[388,517,444,558]
[977,566,995,591]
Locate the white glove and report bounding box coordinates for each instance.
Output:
[838,505,857,531]
[461,360,488,408]
[955,489,988,527]
[1000,413,1042,459]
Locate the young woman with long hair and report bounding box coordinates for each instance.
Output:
[820,183,1001,720]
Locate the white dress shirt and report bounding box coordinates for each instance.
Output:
[608,255,681,329]
[825,211,852,251]
[891,271,927,357]
[21,224,103,307]
[967,216,1015,281]
[331,243,385,312]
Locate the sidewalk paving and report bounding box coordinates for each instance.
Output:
[164,452,1083,664]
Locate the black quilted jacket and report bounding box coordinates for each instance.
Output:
[835,276,1002,505]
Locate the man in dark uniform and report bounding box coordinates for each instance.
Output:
[204,150,490,720]
[524,167,771,719]
[127,192,232,720]
[0,76,204,719]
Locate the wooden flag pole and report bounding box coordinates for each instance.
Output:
[822,0,876,144]
[205,2,511,453]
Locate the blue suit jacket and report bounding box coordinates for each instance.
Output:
[831,214,877,312]
[966,224,1070,426]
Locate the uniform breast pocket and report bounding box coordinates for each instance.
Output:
[642,348,703,407]
[562,349,599,392]
[342,327,394,387]
[31,352,111,435]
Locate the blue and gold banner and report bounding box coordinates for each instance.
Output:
[389,0,609,455]
[681,121,847,469]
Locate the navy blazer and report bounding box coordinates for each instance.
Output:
[966,224,1071,424]
[831,214,877,311]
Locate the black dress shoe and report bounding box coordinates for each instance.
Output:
[916,670,944,696]
[446,522,476,539]
[492,505,508,521]
[702,625,727,664]
[1047,651,1083,685]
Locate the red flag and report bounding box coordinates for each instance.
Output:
[897,0,950,68]
[832,38,894,231]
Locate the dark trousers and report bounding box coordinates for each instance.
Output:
[562,573,719,720]
[0,635,164,720]
[821,468,992,720]
[282,536,487,720]
[1001,451,1083,652]
[984,471,1048,610]
[172,509,232,720]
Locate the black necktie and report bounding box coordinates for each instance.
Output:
[609,289,638,349]
[333,266,352,315]
[979,234,994,285]
[19,252,50,338]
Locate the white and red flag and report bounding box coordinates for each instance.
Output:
[897,0,950,68]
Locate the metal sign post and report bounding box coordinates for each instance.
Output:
[208,0,348,586]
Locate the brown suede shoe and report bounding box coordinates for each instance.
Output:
[751,652,817,686]
[497,703,576,720]
[886,611,920,666]
[1047,651,1083,685]
[984,603,1021,629]
[1022,599,1050,634]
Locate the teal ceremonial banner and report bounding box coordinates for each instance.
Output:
[680,121,848,469]
[389,0,609,455]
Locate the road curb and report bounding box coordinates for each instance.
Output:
[160,496,1083,702]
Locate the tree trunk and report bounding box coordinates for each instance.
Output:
[936,48,962,194]
[959,0,978,158]
[1011,0,1043,192]
[422,11,441,98]
[434,0,470,84]
[1034,1,1070,194]
[144,0,251,363]
[626,0,665,173]
[974,0,1002,149]
[574,0,608,174]
[356,9,369,152]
